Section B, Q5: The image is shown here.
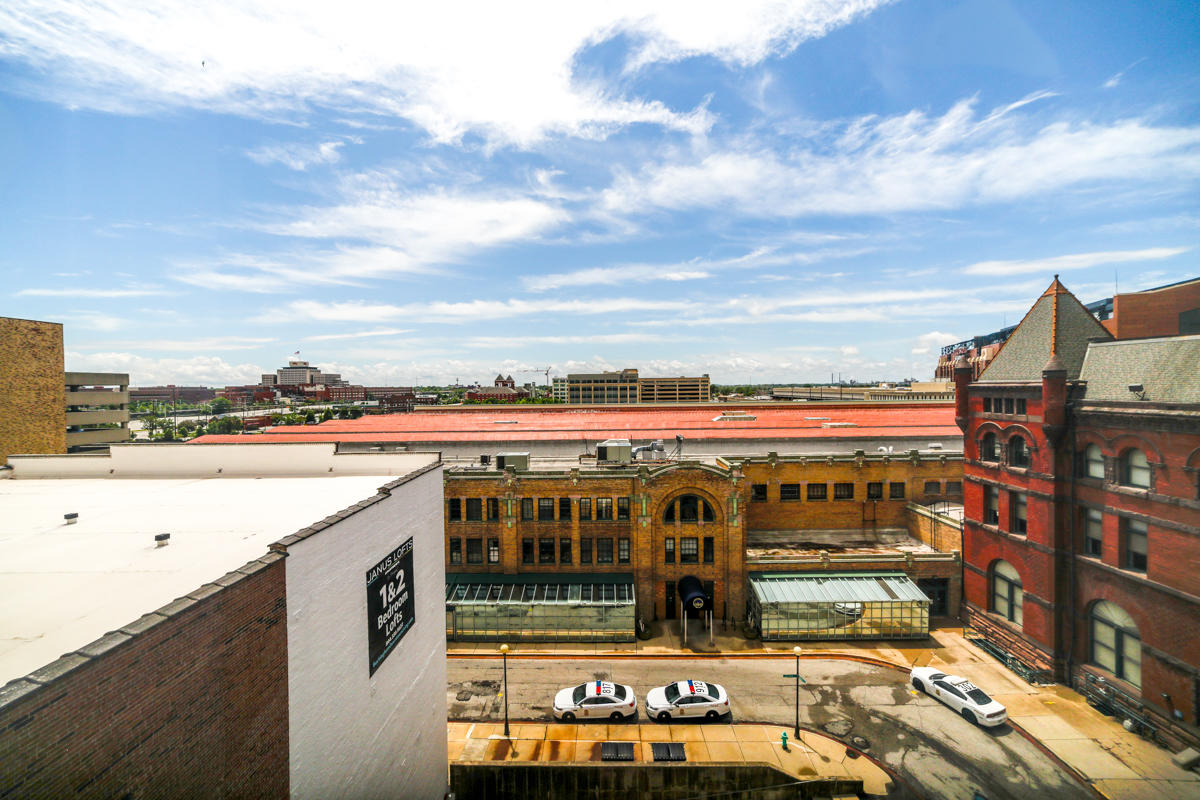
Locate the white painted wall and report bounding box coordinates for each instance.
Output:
[284,464,447,800]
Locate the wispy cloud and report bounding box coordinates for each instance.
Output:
[1103,57,1147,89]
[64,351,264,385]
[962,246,1190,276]
[245,140,346,170]
[280,296,691,324]
[303,328,414,341]
[600,96,1200,218]
[75,336,277,352]
[0,2,889,146]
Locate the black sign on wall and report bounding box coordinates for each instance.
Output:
[366,537,415,676]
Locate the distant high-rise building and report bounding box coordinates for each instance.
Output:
[562,368,711,404]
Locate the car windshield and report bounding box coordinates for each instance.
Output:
[664,683,681,703]
[613,685,627,701]
[572,684,588,704]
[962,684,992,705]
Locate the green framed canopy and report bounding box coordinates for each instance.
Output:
[748,572,930,641]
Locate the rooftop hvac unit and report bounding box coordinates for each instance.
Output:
[480,454,491,465]
[596,439,632,464]
[495,452,529,470]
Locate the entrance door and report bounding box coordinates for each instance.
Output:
[665,581,676,619]
[918,578,949,616]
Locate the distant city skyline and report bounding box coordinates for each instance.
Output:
[2,1,1197,386]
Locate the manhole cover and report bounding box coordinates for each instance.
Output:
[849,735,870,750]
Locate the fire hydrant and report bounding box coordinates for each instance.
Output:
[781,731,789,751]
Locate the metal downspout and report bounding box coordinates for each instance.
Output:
[1066,404,1078,682]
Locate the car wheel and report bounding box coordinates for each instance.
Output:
[912,678,925,694]
[705,710,719,721]
[610,711,624,721]
[657,711,671,722]
[561,711,575,722]
[961,708,976,725]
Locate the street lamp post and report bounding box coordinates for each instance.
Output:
[499,644,510,738]
[793,645,802,738]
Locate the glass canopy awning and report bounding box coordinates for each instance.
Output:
[445,573,636,642]
[748,571,930,641]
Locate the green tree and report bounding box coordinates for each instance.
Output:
[210,397,233,414]
[321,408,334,422]
[349,407,364,419]
[303,410,316,424]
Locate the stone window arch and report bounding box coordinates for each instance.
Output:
[991,560,1023,625]
[980,432,999,462]
[1119,448,1151,489]
[1078,443,1105,480]
[1090,600,1141,688]
[663,494,715,524]
[1008,435,1031,468]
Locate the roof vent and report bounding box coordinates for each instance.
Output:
[597,439,632,464]
[713,413,756,422]
[64,512,78,525]
[821,422,856,428]
[927,443,944,450]
[495,452,529,470]
[155,533,171,548]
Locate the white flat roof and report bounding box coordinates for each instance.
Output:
[0,475,399,687]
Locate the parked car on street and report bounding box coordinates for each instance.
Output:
[645,679,730,722]
[910,666,1007,727]
[553,680,637,721]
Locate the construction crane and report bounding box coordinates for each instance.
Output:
[517,366,553,386]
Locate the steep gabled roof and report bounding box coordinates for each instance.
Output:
[1079,334,1200,404]
[977,277,1113,382]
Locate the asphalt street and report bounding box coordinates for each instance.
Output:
[447,656,1097,800]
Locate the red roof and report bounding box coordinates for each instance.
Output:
[190,403,958,445]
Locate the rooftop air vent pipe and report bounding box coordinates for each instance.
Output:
[155,533,171,548]
[64,513,78,525]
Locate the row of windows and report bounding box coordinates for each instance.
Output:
[1081,508,1147,571]
[981,396,1027,415]
[448,537,501,565]
[663,536,714,564]
[521,536,629,565]
[750,481,920,502]
[981,487,1028,534]
[979,433,1031,468]
[990,562,1142,687]
[1076,444,1152,489]
[447,496,631,522]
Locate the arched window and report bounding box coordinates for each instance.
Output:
[1121,449,1151,489]
[663,495,714,524]
[1008,436,1030,468]
[1079,443,1104,479]
[1090,601,1141,688]
[980,432,998,462]
[991,560,1023,625]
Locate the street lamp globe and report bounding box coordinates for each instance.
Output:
[793,645,802,657]
[499,643,509,655]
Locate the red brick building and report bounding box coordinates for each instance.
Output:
[956,277,1200,747]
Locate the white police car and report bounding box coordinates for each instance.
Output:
[910,666,1008,727]
[645,679,729,722]
[553,681,637,722]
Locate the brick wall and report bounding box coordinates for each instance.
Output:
[1107,280,1200,339]
[0,316,66,464]
[0,557,289,798]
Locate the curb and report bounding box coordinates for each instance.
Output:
[449,651,911,673]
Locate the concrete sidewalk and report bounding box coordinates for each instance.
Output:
[448,624,1200,800]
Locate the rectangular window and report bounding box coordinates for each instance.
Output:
[618,538,630,564]
[1015,398,1027,415]
[596,497,614,520]
[1083,508,1103,557]
[559,537,572,564]
[751,483,767,502]
[521,538,534,564]
[946,481,963,495]
[1004,397,1014,414]
[449,537,462,564]
[807,483,827,501]
[559,497,572,520]
[580,537,592,564]
[703,537,714,564]
[983,397,993,413]
[617,496,631,520]
[538,497,555,521]
[579,498,592,521]
[465,498,482,521]
[780,483,801,501]
[924,481,941,495]
[597,538,614,564]
[539,537,556,564]
[834,482,854,500]
[867,482,883,499]
[680,537,699,563]
[890,482,906,499]
[521,498,534,520]
[448,498,461,521]
[664,537,675,563]
[488,537,500,564]
[487,498,499,520]
[984,486,999,525]
[1010,492,1027,535]
[1124,519,1147,572]
[466,538,483,564]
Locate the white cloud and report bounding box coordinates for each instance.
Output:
[74,336,277,352]
[282,296,691,324]
[0,1,889,147]
[962,246,1190,276]
[245,140,345,170]
[460,333,691,349]
[64,351,264,386]
[303,328,414,341]
[600,97,1200,218]
[911,330,959,355]
[1102,57,1147,90]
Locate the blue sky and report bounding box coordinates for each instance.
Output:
[2,0,1198,387]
